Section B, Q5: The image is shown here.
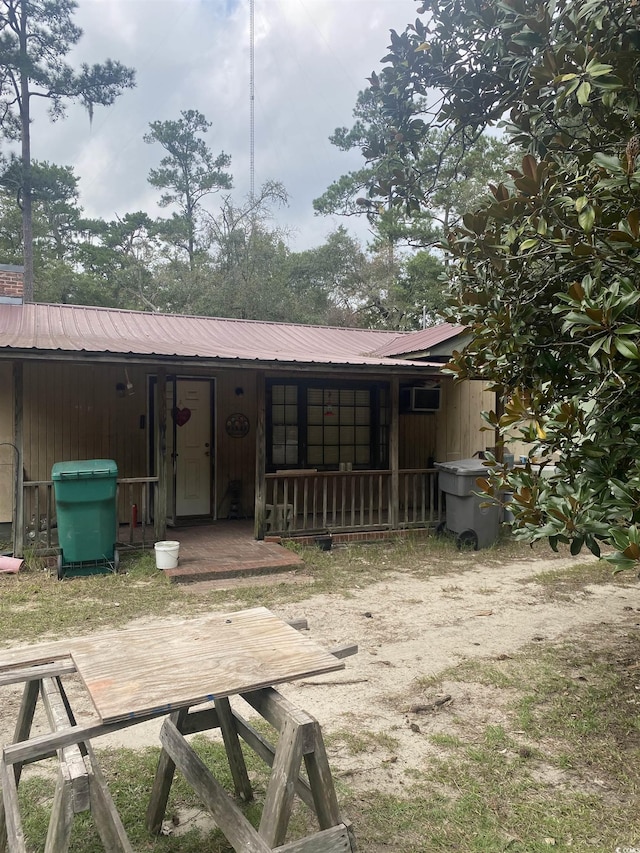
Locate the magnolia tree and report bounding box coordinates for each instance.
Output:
[367,0,640,569]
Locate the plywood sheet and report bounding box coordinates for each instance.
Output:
[0,639,74,670]
[67,607,343,724]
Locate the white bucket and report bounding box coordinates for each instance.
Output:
[154,540,180,570]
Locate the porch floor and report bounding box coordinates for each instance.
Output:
[145,520,304,584]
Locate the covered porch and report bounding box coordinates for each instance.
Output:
[19,466,444,558]
[18,505,305,581]
[1,297,492,559]
[154,520,306,584]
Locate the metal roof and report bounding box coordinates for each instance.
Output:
[368,323,467,358]
[0,303,461,370]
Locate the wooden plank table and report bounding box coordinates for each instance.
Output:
[0,607,357,853]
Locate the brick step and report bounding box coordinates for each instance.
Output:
[163,555,303,584]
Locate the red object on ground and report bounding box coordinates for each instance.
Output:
[132,503,138,528]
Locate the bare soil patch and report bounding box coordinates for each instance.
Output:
[2,544,639,850]
[4,550,636,753]
[274,550,640,795]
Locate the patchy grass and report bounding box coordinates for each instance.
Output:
[350,752,633,852]
[358,623,640,852]
[327,727,400,756]
[525,558,633,602]
[4,538,640,852]
[0,535,543,646]
[19,737,272,853]
[0,551,203,645]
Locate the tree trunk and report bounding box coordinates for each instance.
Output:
[19,0,34,302]
[187,198,195,273]
[21,155,34,302]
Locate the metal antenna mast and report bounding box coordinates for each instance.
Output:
[249,0,255,202]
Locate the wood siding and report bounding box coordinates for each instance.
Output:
[398,378,494,470]
[16,362,262,523]
[214,369,258,520]
[22,362,148,483]
[1,360,494,530]
[435,378,495,462]
[0,361,14,522]
[399,411,437,469]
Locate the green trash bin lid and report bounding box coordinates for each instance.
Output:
[51,459,118,480]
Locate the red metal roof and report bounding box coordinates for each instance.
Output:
[368,323,467,358]
[0,303,460,369]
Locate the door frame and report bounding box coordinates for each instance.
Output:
[149,374,216,526]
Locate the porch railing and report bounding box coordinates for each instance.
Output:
[264,468,442,535]
[20,469,443,553]
[21,476,159,556]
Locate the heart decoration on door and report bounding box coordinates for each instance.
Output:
[173,406,192,427]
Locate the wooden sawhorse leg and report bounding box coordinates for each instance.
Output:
[0,757,26,853]
[146,687,356,852]
[304,721,342,831]
[216,697,253,801]
[45,676,132,853]
[146,707,189,834]
[0,677,41,853]
[1,672,133,853]
[244,688,347,848]
[83,742,133,853]
[147,696,254,836]
[259,714,306,847]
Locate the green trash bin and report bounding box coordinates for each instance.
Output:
[52,459,119,579]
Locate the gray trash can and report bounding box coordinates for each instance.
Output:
[434,459,500,550]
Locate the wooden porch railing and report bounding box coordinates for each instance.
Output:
[264,468,442,535]
[20,469,443,553]
[21,477,159,556]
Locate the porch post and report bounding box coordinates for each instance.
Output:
[254,370,266,541]
[12,361,23,558]
[389,376,400,531]
[155,367,168,542]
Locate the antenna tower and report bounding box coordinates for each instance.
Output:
[249,0,255,202]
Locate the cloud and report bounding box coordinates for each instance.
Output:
[28,0,417,250]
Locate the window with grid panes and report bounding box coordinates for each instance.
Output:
[270,384,298,466]
[378,385,389,468]
[307,387,372,467]
[268,381,389,470]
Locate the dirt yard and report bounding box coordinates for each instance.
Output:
[4,547,637,763]
[2,544,639,848]
[278,548,640,795]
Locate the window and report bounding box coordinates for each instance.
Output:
[271,384,298,466]
[267,381,389,470]
[307,387,371,466]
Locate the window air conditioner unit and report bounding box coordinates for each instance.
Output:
[409,383,441,413]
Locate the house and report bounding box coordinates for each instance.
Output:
[0,265,495,556]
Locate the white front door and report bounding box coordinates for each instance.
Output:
[171,379,212,517]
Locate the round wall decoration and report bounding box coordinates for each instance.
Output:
[226,412,250,438]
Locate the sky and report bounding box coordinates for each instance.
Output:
[27,0,420,252]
